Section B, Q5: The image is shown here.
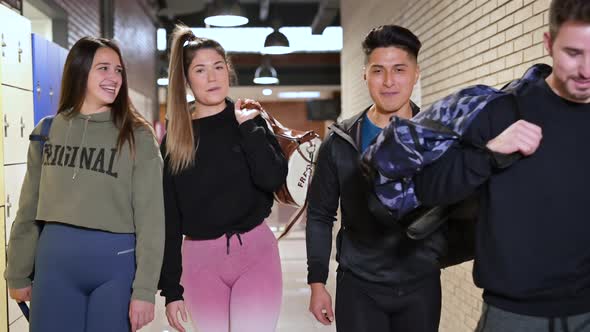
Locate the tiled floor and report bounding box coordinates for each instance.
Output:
[6,228,338,332]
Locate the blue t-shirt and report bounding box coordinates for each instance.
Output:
[361,113,383,153]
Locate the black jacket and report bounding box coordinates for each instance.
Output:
[306,105,445,287]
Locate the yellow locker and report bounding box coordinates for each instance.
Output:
[0,10,6,331]
[3,164,26,245]
[0,5,32,331]
[0,4,33,90]
[1,85,34,165]
[0,207,6,332]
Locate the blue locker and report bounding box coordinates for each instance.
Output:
[58,47,67,105]
[32,33,49,125]
[47,42,60,116]
[31,34,67,125]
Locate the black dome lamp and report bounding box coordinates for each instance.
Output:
[253,56,279,84]
[263,17,291,54]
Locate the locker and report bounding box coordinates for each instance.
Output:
[32,34,49,125]
[1,85,34,165]
[0,30,6,332]
[59,47,67,87]
[4,163,26,244]
[0,79,5,199]
[47,42,61,116]
[0,4,33,90]
[31,34,67,125]
[0,207,6,332]
[4,164,26,332]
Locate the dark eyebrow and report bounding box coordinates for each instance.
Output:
[191,60,225,70]
[564,47,583,53]
[369,64,408,69]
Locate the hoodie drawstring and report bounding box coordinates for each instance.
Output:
[225,232,243,255]
[72,117,90,180]
[548,317,571,332]
[64,119,72,151]
[560,317,570,332]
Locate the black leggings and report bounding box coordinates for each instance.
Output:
[335,271,441,332]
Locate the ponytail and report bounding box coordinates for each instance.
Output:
[165,25,198,174]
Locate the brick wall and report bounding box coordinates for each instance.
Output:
[49,0,157,120]
[260,101,327,139]
[340,0,551,331]
[341,0,552,118]
[52,0,100,48]
[114,0,157,113]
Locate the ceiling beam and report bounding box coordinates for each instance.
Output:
[311,0,339,35]
[259,0,270,21]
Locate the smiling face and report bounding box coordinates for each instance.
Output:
[545,20,590,103]
[186,48,230,108]
[364,46,420,115]
[84,47,123,109]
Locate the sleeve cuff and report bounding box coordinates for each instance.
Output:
[6,278,32,289]
[238,116,264,136]
[307,269,329,285]
[131,288,156,304]
[465,148,494,177]
[164,294,185,306]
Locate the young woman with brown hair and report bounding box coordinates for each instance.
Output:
[5,36,165,332]
[158,25,287,332]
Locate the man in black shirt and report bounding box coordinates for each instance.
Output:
[306,25,445,332]
[414,0,590,330]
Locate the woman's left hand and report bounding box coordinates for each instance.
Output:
[234,98,262,124]
[129,299,155,331]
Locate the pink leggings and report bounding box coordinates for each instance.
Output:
[181,222,282,332]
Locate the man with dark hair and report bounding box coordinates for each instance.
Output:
[414,0,590,331]
[305,25,444,332]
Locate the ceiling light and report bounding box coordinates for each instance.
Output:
[157,28,167,51]
[262,88,273,96]
[254,57,279,85]
[263,29,291,54]
[278,91,321,99]
[204,0,249,27]
[157,78,169,86]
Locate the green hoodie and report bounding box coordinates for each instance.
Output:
[4,110,165,303]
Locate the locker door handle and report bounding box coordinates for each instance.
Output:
[36,82,42,96]
[4,114,8,138]
[1,33,5,58]
[49,88,54,108]
[6,194,11,219]
[18,41,23,63]
[20,116,25,138]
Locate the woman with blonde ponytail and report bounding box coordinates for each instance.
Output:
[158,25,287,332]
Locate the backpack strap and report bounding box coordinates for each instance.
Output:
[29,116,54,159]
